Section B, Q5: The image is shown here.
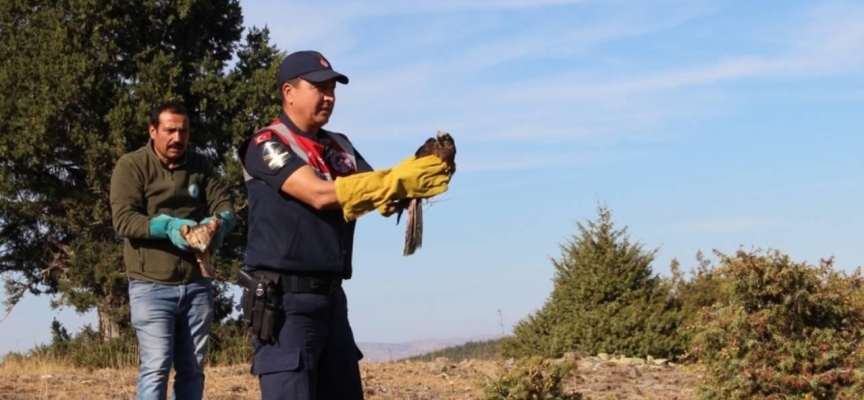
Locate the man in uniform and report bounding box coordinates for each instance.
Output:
[236,50,451,399]
[110,101,237,400]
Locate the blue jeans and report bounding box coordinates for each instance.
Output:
[129,277,214,400]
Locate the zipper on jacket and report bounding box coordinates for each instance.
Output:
[170,168,184,275]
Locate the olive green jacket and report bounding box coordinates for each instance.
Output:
[109,140,235,284]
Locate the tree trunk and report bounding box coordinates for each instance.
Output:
[98,306,121,340]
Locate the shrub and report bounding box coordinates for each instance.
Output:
[1,317,253,369]
[206,317,254,365]
[689,249,864,399]
[3,322,139,369]
[666,252,729,362]
[481,356,582,400]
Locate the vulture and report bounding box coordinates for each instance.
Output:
[394,131,457,256]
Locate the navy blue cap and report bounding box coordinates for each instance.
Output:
[276,51,349,86]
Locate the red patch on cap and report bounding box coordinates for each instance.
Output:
[254,132,272,145]
[319,58,329,68]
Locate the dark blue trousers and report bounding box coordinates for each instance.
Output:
[251,287,364,400]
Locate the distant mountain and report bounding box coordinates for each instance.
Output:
[405,337,503,362]
[356,334,501,363]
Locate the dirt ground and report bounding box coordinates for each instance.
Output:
[0,354,703,399]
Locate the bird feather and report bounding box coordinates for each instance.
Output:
[400,131,456,256]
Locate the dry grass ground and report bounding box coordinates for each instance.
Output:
[0,354,704,399]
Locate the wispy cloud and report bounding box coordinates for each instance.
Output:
[240,0,594,57]
[423,3,719,75]
[241,0,864,150]
[505,3,864,98]
[677,217,784,234]
[345,0,595,15]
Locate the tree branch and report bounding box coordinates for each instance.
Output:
[0,276,37,324]
[0,236,74,324]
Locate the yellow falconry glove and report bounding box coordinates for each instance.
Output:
[377,201,399,217]
[376,155,419,217]
[334,155,451,221]
[375,155,459,217]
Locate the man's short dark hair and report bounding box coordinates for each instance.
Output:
[149,101,188,128]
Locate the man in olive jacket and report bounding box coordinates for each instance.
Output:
[109,101,237,400]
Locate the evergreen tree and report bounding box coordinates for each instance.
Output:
[0,0,281,339]
[499,205,687,359]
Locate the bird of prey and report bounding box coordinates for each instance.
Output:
[394,131,457,256]
[180,214,223,278]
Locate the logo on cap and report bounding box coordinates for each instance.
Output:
[319,57,329,68]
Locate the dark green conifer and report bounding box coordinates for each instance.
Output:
[500,205,686,359]
[0,0,281,339]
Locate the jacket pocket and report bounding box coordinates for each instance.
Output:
[252,349,303,376]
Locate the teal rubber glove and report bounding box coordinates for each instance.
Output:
[200,211,236,252]
[166,217,197,251]
[149,214,174,239]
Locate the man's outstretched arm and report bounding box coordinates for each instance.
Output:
[242,132,451,220]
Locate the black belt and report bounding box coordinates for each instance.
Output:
[279,274,342,295]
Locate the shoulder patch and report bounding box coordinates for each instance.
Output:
[254,131,273,146]
[260,138,292,170]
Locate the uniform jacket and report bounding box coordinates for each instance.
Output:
[239,114,372,279]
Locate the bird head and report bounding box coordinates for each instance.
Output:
[436,131,455,149]
[435,131,457,175]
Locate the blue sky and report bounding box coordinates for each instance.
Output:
[3,0,864,357]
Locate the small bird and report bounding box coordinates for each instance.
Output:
[180,214,223,278]
[395,131,457,256]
